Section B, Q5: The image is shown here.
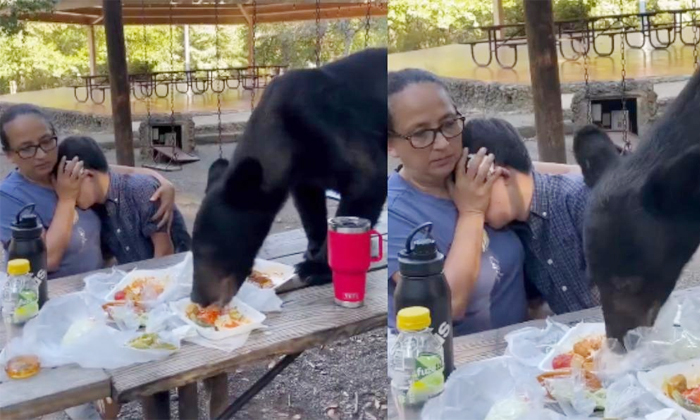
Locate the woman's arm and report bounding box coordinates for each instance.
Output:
[46,157,85,271]
[110,165,175,228]
[151,232,175,258]
[442,212,487,319]
[533,161,581,175]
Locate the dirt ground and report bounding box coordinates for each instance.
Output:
[0,142,389,420]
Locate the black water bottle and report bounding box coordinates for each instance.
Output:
[8,204,48,307]
[394,222,455,379]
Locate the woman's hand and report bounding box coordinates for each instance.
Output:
[447,147,506,215]
[53,156,85,203]
[150,177,175,229]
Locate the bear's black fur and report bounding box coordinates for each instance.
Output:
[574,66,700,346]
[190,48,388,307]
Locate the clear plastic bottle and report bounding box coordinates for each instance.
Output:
[389,306,445,420]
[2,259,40,336]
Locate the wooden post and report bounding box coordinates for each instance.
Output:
[103,0,135,167]
[87,25,97,76]
[493,0,505,40]
[523,0,566,163]
[184,25,191,72]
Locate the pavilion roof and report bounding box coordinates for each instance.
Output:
[18,0,387,26]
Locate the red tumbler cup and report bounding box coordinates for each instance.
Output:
[328,217,383,308]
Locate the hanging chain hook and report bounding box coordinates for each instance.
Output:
[251,0,258,111]
[215,0,223,159]
[315,0,322,67]
[619,0,630,153]
[364,0,372,49]
[693,0,699,69]
[580,0,591,125]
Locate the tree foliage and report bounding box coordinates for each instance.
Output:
[387,0,690,53]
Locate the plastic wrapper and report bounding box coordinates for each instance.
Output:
[0,292,185,370]
[504,319,570,367]
[604,374,667,419]
[421,356,548,420]
[235,281,283,313]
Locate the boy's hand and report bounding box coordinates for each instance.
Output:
[447,147,506,215]
[150,178,175,229]
[53,156,85,203]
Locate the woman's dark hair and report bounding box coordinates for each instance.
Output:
[462,118,533,173]
[55,136,109,174]
[387,68,448,131]
[0,104,56,152]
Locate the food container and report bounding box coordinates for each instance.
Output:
[247,259,295,290]
[539,323,606,372]
[170,297,266,341]
[638,358,700,419]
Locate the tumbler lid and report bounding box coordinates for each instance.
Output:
[328,217,371,233]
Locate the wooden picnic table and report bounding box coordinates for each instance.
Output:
[452,264,700,368]
[0,211,387,419]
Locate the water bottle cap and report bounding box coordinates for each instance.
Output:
[7,259,30,276]
[397,306,431,331]
[398,222,445,277]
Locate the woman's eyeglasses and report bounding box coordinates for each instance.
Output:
[389,115,466,149]
[14,136,58,159]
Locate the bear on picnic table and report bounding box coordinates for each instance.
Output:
[573,66,700,347]
[190,48,387,308]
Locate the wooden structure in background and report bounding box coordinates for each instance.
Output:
[523,0,566,163]
[14,0,387,166]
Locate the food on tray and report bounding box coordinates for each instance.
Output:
[537,369,602,392]
[185,303,252,331]
[5,355,41,379]
[114,276,167,302]
[248,270,275,289]
[61,318,99,347]
[128,333,177,351]
[662,374,700,413]
[550,335,604,371]
[102,301,148,327]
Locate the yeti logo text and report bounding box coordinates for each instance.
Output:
[344,292,360,300]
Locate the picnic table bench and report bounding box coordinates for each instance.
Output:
[0,211,387,419]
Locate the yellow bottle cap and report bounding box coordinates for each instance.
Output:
[7,259,30,276]
[397,306,431,331]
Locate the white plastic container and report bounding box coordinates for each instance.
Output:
[638,358,700,420]
[170,297,266,341]
[248,258,295,290]
[538,322,606,372]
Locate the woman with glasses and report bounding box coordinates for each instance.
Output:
[387,69,529,338]
[0,104,176,280]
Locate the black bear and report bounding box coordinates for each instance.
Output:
[574,66,700,345]
[190,48,388,307]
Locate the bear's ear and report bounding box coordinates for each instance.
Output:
[574,125,621,188]
[205,158,229,194]
[222,157,264,204]
[641,145,700,220]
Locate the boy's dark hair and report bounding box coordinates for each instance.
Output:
[388,68,448,131]
[54,136,109,174]
[462,118,533,173]
[0,104,56,152]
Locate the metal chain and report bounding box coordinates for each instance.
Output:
[251,0,257,111]
[168,0,178,167]
[693,0,699,69]
[215,0,223,159]
[619,0,630,153]
[364,0,372,49]
[315,0,322,67]
[580,0,591,124]
[142,0,153,163]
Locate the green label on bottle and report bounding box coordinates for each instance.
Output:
[407,352,444,404]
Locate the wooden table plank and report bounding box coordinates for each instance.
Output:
[0,365,111,419]
[109,269,387,402]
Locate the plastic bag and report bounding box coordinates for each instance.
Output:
[504,319,569,367]
[0,292,183,370]
[420,356,547,420]
[235,281,283,313]
[604,374,666,419]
